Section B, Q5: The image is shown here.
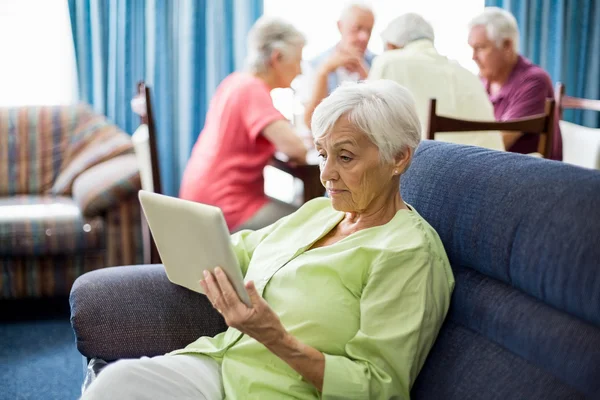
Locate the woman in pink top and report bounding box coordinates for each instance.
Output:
[180,17,308,231]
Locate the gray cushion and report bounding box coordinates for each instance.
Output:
[70,264,226,360]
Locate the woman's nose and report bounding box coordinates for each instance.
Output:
[320,158,338,182]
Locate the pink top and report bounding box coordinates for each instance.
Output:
[483,56,562,160]
[179,72,285,230]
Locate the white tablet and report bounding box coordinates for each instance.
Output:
[138,190,251,307]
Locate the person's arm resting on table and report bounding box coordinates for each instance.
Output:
[501,77,549,149]
[262,120,307,163]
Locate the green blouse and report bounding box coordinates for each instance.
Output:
[171,198,454,399]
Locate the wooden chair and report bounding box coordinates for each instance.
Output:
[132,81,162,264]
[555,82,600,119]
[426,98,556,159]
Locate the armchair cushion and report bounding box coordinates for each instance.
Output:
[72,154,141,218]
[0,106,79,196]
[70,264,227,361]
[0,196,104,256]
[51,110,133,196]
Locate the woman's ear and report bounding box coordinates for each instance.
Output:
[270,49,283,67]
[393,147,413,175]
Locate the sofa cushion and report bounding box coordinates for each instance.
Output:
[72,154,141,218]
[402,141,600,328]
[51,107,133,195]
[0,196,104,256]
[0,106,79,196]
[412,321,587,399]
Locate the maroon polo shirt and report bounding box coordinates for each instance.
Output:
[483,56,562,160]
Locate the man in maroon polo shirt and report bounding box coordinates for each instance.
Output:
[468,7,562,160]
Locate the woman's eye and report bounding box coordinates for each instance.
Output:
[318,153,327,160]
[340,156,352,162]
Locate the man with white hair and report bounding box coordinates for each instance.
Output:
[468,7,562,160]
[369,13,504,151]
[299,2,376,128]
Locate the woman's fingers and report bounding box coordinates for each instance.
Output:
[214,267,242,308]
[203,270,224,310]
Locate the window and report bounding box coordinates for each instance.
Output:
[0,0,77,106]
[264,0,484,69]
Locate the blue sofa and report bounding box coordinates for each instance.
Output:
[70,141,600,398]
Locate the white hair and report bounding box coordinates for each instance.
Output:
[245,16,306,74]
[381,13,434,48]
[339,1,374,22]
[311,80,421,165]
[468,7,520,52]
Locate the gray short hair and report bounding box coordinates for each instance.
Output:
[339,1,374,22]
[311,80,421,164]
[468,7,520,52]
[381,13,435,48]
[245,16,306,74]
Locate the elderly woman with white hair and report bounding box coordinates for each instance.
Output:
[82,80,454,400]
[179,17,308,232]
[468,7,562,160]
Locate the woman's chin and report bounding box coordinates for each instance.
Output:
[330,199,353,212]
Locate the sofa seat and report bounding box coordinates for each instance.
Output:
[0,196,104,257]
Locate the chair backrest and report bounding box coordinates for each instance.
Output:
[132,81,162,195]
[132,81,162,264]
[426,98,556,159]
[555,82,600,119]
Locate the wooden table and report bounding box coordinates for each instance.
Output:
[268,157,323,203]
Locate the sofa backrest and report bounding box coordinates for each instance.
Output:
[402,141,600,399]
[0,104,132,196]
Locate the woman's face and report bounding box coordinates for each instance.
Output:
[315,117,406,213]
[272,45,303,88]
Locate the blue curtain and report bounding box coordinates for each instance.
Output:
[68,0,263,195]
[485,0,600,128]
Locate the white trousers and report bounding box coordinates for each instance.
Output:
[81,354,223,400]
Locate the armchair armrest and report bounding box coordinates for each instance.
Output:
[70,264,227,361]
[72,154,141,218]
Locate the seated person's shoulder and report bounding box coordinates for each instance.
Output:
[514,64,553,91]
[368,213,453,292]
[237,73,268,91]
[372,209,450,269]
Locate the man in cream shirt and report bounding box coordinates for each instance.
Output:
[369,13,504,151]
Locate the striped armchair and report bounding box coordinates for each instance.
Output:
[0,104,144,298]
